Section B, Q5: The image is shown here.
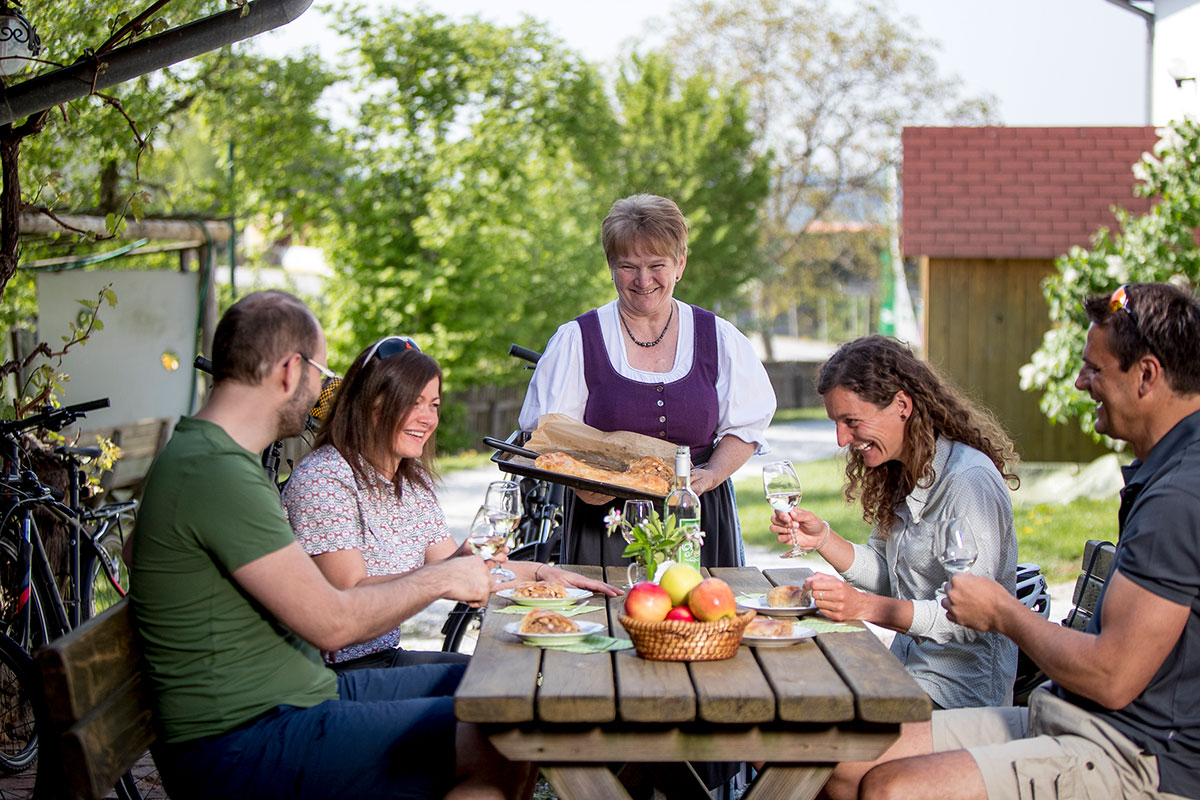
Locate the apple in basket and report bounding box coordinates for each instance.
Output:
[625,582,672,622]
[659,562,704,607]
[687,578,737,621]
[665,605,695,622]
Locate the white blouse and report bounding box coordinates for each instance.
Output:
[518,300,775,453]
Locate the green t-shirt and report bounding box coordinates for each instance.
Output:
[130,417,338,743]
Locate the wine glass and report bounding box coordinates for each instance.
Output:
[621,499,654,587]
[934,516,977,594]
[621,499,653,544]
[468,505,516,583]
[763,460,806,558]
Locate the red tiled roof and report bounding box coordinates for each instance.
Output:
[901,126,1158,259]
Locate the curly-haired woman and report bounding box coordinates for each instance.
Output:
[770,335,1019,708]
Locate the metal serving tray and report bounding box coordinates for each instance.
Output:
[485,430,667,502]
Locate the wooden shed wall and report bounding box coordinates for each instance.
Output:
[921,256,1110,463]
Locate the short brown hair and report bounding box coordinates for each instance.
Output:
[212,291,320,385]
[1083,282,1200,395]
[601,194,688,264]
[315,346,442,497]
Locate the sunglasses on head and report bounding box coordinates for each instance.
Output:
[364,335,421,363]
[1109,284,1141,329]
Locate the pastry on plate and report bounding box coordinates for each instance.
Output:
[518,609,581,635]
[745,616,795,638]
[766,585,812,608]
[513,581,568,599]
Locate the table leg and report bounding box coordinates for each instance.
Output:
[540,765,632,800]
[743,765,834,800]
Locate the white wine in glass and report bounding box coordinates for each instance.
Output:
[762,460,807,558]
[468,506,515,583]
[934,516,977,596]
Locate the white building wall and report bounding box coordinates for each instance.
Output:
[1153,0,1200,124]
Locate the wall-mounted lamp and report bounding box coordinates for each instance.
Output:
[0,1,39,77]
[1168,58,1196,88]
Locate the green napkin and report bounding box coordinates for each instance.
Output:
[523,634,634,653]
[494,603,603,616]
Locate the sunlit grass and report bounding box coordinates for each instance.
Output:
[735,457,1119,583]
[438,449,493,473]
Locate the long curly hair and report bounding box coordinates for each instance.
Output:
[817,336,1019,537]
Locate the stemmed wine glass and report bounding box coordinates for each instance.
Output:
[933,516,977,595]
[763,460,807,558]
[479,481,522,583]
[621,499,654,586]
[467,506,513,582]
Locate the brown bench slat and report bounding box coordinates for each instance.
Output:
[35,598,158,800]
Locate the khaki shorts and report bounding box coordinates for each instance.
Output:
[931,689,1186,800]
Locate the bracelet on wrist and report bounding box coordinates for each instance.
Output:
[815,521,832,551]
[534,563,545,581]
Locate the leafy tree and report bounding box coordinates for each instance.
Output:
[607,52,770,312]
[662,0,994,352]
[1019,118,1200,438]
[319,9,619,388]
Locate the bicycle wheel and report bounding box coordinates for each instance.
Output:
[83,529,130,621]
[0,531,52,654]
[114,752,164,800]
[0,633,37,777]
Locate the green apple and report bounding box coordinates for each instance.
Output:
[659,562,703,607]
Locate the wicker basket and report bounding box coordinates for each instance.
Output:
[619,609,756,662]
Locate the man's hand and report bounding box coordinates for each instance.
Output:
[942,574,1022,632]
[427,555,493,608]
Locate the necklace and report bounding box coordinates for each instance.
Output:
[619,304,674,348]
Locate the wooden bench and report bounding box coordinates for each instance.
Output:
[35,598,159,800]
[1063,540,1116,631]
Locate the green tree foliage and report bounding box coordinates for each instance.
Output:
[608,53,770,312]
[662,0,994,347]
[1020,118,1200,438]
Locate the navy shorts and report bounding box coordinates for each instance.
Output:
[153,663,465,799]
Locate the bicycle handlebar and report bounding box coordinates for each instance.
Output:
[194,355,213,375]
[508,344,541,366]
[0,398,110,437]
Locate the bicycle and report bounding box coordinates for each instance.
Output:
[0,399,139,795]
[440,344,565,654]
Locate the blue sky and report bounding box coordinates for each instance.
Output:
[257,0,1151,126]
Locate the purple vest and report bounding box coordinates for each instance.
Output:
[577,305,720,460]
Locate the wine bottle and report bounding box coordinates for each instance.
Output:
[666,445,702,571]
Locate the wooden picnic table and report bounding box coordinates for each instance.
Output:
[455,565,931,800]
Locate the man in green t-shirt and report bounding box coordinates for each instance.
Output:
[132,290,530,799]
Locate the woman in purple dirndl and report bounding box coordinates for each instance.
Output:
[518,194,776,570]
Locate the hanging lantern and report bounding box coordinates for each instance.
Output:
[0,2,40,77]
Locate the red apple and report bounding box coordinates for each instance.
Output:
[665,605,695,622]
[687,578,737,621]
[624,582,672,622]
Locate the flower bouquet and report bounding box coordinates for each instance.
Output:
[604,507,705,585]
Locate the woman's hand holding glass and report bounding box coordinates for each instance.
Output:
[768,506,828,557]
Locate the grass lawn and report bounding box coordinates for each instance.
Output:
[438,449,494,473]
[735,457,1118,584]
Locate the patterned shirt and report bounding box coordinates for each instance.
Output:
[840,437,1019,708]
[281,445,452,663]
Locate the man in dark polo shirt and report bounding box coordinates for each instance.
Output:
[819,282,1200,800]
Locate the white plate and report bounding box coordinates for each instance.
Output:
[503,619,607,645]
[742,625,818,647]
[496,587,593,608]
[737,595,818,617]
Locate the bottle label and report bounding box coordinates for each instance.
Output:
[676,521,701,570]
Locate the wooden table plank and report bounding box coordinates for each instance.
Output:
[712,568,855,723]
[816,632,931,723]
[487,725,900,764]
[537,567,616,723]
[761,567,814,588]
[743,765,833,800]
[603,566,696,723]
[455,592,541,723]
